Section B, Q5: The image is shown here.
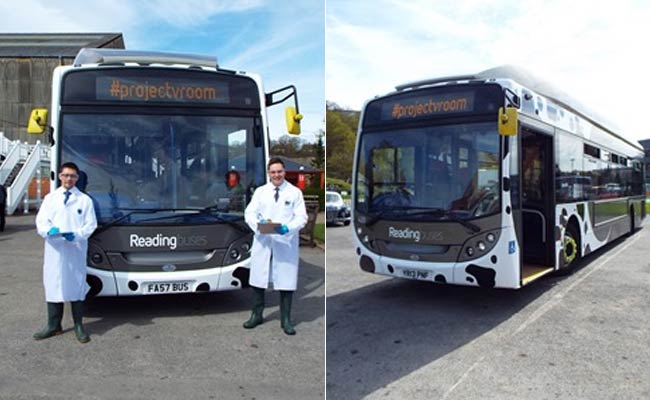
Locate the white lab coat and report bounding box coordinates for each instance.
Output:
[35,186,97,302]
[244,180,308,290]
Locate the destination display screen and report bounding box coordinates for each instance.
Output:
[61,68,260,108]
[363,84,503,128]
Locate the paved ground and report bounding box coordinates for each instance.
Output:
[0,214,324,400]
[326,222,650,399]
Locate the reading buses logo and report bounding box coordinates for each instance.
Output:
[388,226,421,242]
[129,234,208,250]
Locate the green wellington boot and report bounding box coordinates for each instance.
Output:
[280,290,296,336]
[243,287,265,329]
[71,301,90,343]
[33,302,64,340]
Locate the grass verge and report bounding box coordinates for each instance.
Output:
[314,223,325,245]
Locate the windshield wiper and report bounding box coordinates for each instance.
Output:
[364,206,412,227]
[96,208,247,233]
[365,206,481,233]
[134,206,248,232]
[95,208,161,234]
[403,207,481,233]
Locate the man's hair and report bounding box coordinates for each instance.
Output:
[59,162,79,174]
[267,157,285,170]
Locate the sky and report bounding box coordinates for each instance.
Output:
[327,0,650,142]
[0,0,324,142]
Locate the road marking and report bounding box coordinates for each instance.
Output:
[442,355,487,399]
[442,230,644,399]
[513,231,643,335]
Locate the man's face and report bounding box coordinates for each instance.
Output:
[59,167,78,190]
[268,162,286,187]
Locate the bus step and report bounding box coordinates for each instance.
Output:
[522,264,554,286]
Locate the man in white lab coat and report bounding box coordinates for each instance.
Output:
[34,162,97,343]
[244,158,308,335]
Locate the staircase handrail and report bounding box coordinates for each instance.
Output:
[0,132,14,156]
[6,141,43,215]
[0,139,22,185]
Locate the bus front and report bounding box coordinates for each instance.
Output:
[352,83,521,288]
[52,56,268,296]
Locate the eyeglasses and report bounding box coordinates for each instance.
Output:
[59,174,78,179]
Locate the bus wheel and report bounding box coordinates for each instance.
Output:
[629,207,635,235]
[559,224,580,274]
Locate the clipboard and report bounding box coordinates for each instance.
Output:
[258,222,281,234]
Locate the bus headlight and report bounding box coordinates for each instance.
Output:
[229,249,240,260]
[459,229,501,262]
[91,253,103,264]
[241,242,251,253]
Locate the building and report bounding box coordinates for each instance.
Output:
[0,33,125,143]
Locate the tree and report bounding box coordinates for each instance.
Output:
[312,129,325,170]
[326,104,359,181]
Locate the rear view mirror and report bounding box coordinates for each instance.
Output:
[285,106,303,135]
[27,109,49,134]
[498,107,518,136]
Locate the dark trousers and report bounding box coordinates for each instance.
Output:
[0,203,5,232]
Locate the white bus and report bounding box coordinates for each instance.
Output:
[28,48,302,296]
[352,66,644,289]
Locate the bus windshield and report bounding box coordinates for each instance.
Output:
[60,113,264,223]
[355,121,500,220]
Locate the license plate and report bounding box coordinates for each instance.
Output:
[144,281,192,294]
[399,268,431,281]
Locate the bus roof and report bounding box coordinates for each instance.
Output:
[73,48,218,69]
[395,65,639,151]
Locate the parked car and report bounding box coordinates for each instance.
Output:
[326,191,351,226]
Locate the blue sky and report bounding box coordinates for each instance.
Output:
[0,0,324,142]
[327,0,650,141]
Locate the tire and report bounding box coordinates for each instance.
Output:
[557,223,580,275]
[629,207,635,235]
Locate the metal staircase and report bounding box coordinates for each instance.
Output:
[0,132,50,215]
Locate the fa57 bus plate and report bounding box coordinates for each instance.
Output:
[399,268,431,281]
[144,281,192,294]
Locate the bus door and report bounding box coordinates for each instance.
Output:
[520,128,555,277]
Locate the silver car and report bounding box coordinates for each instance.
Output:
[326,191,351,226]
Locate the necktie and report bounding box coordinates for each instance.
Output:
[274,187,279,202]
[64,190,71,205]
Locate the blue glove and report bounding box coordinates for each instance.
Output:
[62,232,75,242]
[274,224,289,235]
[47,227,60,236]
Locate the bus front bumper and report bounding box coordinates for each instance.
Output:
[86,263,250,297]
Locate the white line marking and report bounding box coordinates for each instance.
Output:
[442,230,644,399]
[513,232,642,335]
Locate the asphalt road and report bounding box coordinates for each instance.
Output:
[326,222,650,399]
[0,214,324,400]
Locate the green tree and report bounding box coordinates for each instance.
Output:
[270,136,304,158]
[326,103,359,182]
[312,129,325,170]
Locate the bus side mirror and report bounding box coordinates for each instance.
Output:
[498,107,518,136]
[27,108,49,134]
[285,106,303,135]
